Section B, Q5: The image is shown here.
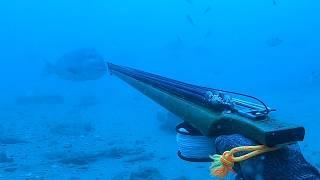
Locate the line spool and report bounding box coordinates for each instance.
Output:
[176,122,215,162]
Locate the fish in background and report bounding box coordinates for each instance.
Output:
[186,14,195,26]
[185,0,192,4]
[16,94,64,105]
[176,34,182,43]
[309,71,320,85]
[162,34,184,60]
[266,37,283,47]
[44,48,107,81]
[205,29,212,38]
[273,0,279,6]
[204,6,212,14]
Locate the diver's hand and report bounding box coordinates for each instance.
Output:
[215,134,320,180]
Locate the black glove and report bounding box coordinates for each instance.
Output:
[214,134,320,180]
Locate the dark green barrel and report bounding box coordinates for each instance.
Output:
[108,63,305,146]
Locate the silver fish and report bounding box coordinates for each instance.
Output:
[45,48,107,81]
[204,6,212,14]
[186,14,195,26]
[266,37,283,47]
[273,0,279,6]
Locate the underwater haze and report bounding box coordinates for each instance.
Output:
[0,0,319,179]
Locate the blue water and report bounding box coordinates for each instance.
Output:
[0,0,319,179]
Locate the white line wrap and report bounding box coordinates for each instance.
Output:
[176,127,215,159]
